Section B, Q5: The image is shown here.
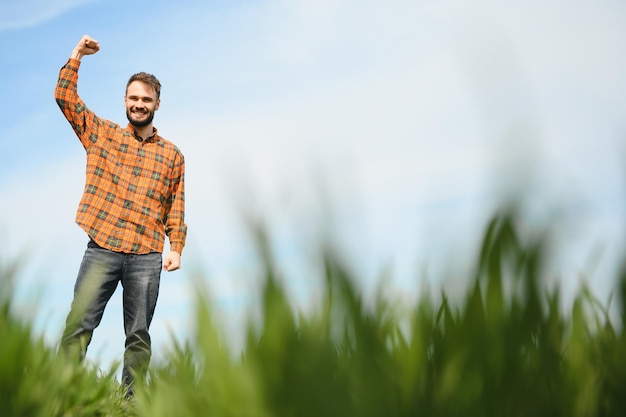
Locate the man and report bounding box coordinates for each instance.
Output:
[55,35,187,394]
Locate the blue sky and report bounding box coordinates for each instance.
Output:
[2,0,626,373]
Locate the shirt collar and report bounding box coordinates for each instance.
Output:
[126,124,158,143]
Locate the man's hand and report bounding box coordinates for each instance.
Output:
[163,251,181,272]
[71,35,100,61]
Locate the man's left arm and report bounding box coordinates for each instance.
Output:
[163,150,187,272]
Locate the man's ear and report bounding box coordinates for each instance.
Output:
[155,98,160,111]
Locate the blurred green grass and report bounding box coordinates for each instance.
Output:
[3,211,626,416]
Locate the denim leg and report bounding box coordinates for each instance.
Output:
[61,244,123,361]
[120,252,162,389]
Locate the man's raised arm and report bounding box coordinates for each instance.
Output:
[54,35,101,149]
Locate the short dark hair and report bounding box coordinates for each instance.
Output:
[126,72,161,98]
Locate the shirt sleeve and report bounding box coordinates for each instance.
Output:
[164,150,187,255]
[54,58,100,150]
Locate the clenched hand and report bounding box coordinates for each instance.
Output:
[71,35,100,60]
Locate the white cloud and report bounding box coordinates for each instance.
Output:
[0,0,99,30]
[149,0,626,284]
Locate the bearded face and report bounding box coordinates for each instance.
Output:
[124,81,159,128]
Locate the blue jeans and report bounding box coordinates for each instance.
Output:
[61,240,162,390]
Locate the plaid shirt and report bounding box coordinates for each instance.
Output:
[55,58,187,255]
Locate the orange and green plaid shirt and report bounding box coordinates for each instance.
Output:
[55,58,187,255]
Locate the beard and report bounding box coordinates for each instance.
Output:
[126,108,155,127]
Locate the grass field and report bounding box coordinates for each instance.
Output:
[2,212,626,416]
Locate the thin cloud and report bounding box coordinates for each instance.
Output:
[0,0,98,31]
